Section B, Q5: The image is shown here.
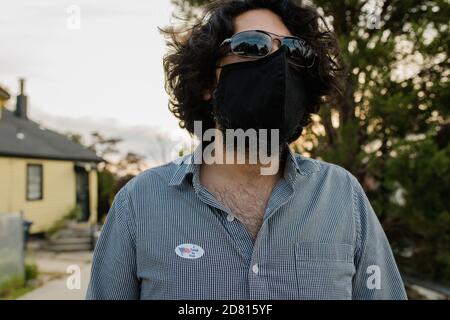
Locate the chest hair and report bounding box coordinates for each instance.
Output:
[209,182,273,241]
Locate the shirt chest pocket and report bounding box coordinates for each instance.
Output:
[295,242,355,300]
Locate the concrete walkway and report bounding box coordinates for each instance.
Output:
[19,251,92,300]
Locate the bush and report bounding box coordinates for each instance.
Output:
[25,263,38,281]
[45,205,82,239]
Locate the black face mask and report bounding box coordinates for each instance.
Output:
[211,45,308,146]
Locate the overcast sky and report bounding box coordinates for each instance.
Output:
[1,0,192,163]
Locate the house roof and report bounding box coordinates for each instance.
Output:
[0,108,103,162]
[0,86,10,100]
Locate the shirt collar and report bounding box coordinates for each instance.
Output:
[168,143,320,187]
[285,145,321,175]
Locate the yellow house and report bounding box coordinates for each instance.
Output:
[0,80,103,233]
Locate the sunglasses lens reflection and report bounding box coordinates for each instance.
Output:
[231,31,271,57]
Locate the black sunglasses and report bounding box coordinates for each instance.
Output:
[219,29,316,68]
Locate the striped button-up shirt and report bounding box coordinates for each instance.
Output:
[86,146,407,300]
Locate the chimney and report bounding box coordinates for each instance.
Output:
[15,78,28,120]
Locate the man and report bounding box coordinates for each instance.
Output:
[87,0,407,300]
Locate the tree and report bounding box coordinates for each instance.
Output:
[116,152,148,177]
[66,130,150,222]
[87,132,123,221]
[170,0,450,284]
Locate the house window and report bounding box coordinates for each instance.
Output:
[26,164,43,200]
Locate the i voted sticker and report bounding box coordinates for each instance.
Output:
[175,243,204,259]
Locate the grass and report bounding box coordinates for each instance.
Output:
[3,286,35,300]
[0,263,39,300]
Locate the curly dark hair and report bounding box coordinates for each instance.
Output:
[161,0,346,142]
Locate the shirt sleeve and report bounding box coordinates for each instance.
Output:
[350,175,407,300]
[86,183,140,299]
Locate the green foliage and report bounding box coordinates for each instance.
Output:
[65,205,82,220]
[172,0,210,7]
[25,263,38,281]
[98,169,116,221]
[88,131,145,223]
[384,137,450,283]
[174,0,450,284]
[45,205,82,239]
[0,263,38,300]
[0,274,25,299]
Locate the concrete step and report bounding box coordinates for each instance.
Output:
[52,228,92,239]
[44,243,92,252]
[47,237,92,245]
[45,223,95,252]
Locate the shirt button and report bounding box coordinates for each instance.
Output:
[252,263,259,275]
[226,214,235,222]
